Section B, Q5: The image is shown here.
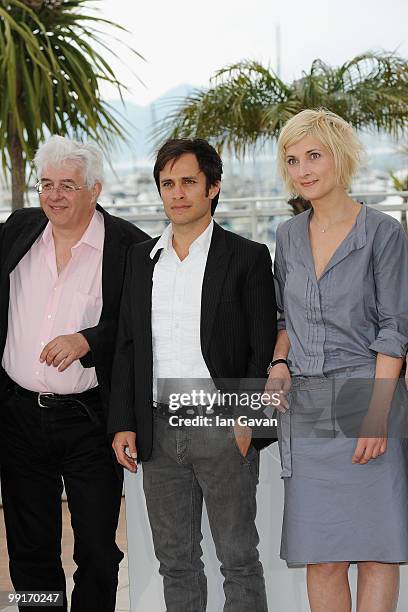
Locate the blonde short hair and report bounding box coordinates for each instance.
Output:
[277,108,363,195]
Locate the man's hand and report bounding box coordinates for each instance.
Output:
[265,363,292,413]
[39,333,90,372]
[233,423,252,457]
[112,431,138,472]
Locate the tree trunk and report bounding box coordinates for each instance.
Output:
[10,128,25,211]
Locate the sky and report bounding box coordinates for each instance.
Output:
[96,0,408,106]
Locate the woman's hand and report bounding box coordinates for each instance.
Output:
[405,353,408,389]
[265,363,292,413]
[352,353,403,464]
[352,396,388,464]
[352,436,387,464]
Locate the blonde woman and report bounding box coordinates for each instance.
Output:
[267,109,408,612]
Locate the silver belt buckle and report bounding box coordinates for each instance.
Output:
[38,392,55,407]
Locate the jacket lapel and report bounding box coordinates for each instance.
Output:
[98,206,127,317]
[0,211,47,356]
[3,214,48,275]
[140,242,161,324]
[200,223,231,357]
[137,242,161,372]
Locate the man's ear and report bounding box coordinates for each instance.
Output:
[92,181,102,203]
[208,181,220,200]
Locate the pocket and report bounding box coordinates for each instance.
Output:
[73,291,103,330]
[1,384,16,412]
[230,427,254,462]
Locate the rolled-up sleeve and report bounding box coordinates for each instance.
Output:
[274,224,287,331]
[369,221,408,358]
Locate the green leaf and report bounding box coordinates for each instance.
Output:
[0,0,144,209]
[155,52,408,156]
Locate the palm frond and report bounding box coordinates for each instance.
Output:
[0,0,144,207]
[154,51,408,156]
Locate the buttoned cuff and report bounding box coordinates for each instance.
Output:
[369,329,408,359]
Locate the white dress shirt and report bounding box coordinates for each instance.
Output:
[150,220,214,402]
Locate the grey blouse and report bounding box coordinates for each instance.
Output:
[274,203,408,376]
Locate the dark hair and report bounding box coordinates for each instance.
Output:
[287,196,311,215]
[153,138,223,215]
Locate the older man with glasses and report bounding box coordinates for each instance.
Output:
[0,136,149,612]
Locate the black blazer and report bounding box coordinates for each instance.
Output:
[108,222,278,460]
[0,204,150,413]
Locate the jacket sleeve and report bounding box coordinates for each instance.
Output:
[79,320,117,369]
[79,223,150,368]
[107,250,137,434]
[243,244,277,378]
[273,223,287,332]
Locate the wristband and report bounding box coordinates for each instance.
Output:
[267,358,289,375]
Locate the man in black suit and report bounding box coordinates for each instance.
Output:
[110,139,277,611]
[0,136,149,612]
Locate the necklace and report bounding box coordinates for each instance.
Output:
[312,214,347,233]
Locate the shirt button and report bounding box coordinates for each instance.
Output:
[40,341,44,346]
[35,371,39,376]
[47,314,51,319]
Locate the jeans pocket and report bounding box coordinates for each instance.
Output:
[230,433,260,483]
[230,427,254,463]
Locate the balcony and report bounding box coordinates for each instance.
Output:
[1,191,407,244]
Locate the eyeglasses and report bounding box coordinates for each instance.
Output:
[35,180,87,195]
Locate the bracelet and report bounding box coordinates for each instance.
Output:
[267,359,289,375]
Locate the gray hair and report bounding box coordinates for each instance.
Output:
[33,135,104,187]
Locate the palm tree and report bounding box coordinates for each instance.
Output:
[0,0,142,209]
[156,52,408,156]
[390,142,408,233]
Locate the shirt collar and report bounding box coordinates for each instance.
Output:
[150,223,173,259]
[41,221,54,246]
[40,209,104,252]
[150,219,214,260]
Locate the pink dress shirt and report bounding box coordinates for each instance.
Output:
[2,210,104,393]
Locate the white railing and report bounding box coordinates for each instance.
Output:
[1,192,407,243]
[100,191,408,242]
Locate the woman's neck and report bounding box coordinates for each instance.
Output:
[310,188,359,226]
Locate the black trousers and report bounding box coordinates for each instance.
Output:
[0,385,123,612]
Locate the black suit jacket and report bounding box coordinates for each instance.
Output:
[0,204,149,414]
[108,222,278,460]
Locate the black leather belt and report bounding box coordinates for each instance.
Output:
[152,401,233,419]
[12,383,99,406]
[11,382,101,425]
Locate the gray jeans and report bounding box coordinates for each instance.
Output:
[142,413,268,612]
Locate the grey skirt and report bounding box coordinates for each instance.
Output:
[278,374,408,565]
